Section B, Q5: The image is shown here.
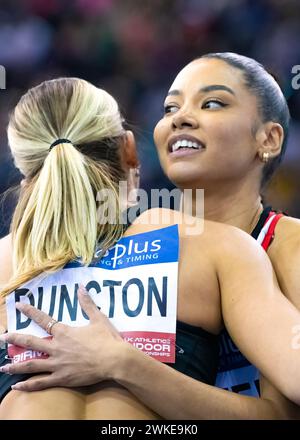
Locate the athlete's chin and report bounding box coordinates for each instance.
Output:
[166,167,205,188]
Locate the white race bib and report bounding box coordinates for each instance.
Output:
[6,225,179,364]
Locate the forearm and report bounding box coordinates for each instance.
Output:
[3,294,290,419]
[114,344,282,420]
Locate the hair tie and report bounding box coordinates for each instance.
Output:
[49,138,72,151]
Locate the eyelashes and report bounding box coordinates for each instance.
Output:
[164,105,179,114]
[163,99,228,114]
[202,99,227,109]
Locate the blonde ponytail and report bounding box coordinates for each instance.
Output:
[1,78,127,297]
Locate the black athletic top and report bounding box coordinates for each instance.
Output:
[169,320,219,385]
[0,345,23,402]
[0,319,219,402]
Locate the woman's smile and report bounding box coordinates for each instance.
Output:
[168,134,206,158]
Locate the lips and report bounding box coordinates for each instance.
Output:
[167,134,206,154]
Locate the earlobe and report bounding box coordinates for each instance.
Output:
[258,122,284,161]
[20,178,28,188]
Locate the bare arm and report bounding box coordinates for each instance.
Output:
[268,217,300,310]
[116,343,292,419]
[259,217,300,418]
[2,223,300,418]
[0,233,13,287]
[0,292,289,420]
[218,227,300,405]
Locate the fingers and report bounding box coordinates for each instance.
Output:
[77,285,121,338]
[77,284,102,322]
[15,286,106,331]
[11,375,60,392]
[15,302,63,336]
[1,332,52,354]
[0,359,52,375]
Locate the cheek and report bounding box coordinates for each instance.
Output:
[211,120,238,143]
[209,120,253,157]
[153,119,168,152]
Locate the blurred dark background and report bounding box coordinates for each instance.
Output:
[0,0,300,238]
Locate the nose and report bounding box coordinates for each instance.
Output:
[171,110,199,131]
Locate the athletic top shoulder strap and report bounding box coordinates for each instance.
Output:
[251,206,284,251]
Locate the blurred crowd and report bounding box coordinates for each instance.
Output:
[0,0,300,237]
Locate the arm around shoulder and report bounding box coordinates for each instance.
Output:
[216,225,300,405]
[268,216,300,310]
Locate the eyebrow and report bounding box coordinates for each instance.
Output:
[167,84,236,97]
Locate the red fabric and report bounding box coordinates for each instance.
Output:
[261,212,284,251]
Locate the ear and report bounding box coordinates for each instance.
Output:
[256,122,284,159]
[20,178,28,188]
[122,130,139,169]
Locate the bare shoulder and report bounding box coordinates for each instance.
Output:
[126,208,178,235]
[202,218,262,250]
[0,234,11,331]
[267,215,300,307]
[0,233,12,249]
[272,215,300,242]
[208,221,268,268]
[129,208,204,236]
[131,209,266,269]
[0,233,13,286]
[131,208,261,249]
[131,208,200,227]
[268,215,300,256]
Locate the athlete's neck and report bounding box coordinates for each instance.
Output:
[186,180,263,234]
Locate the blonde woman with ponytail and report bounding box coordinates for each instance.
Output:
[0,78,162,419]
[1,76,300,420]
[6,78,128,295]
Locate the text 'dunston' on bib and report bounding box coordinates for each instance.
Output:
[6,225,179,364]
